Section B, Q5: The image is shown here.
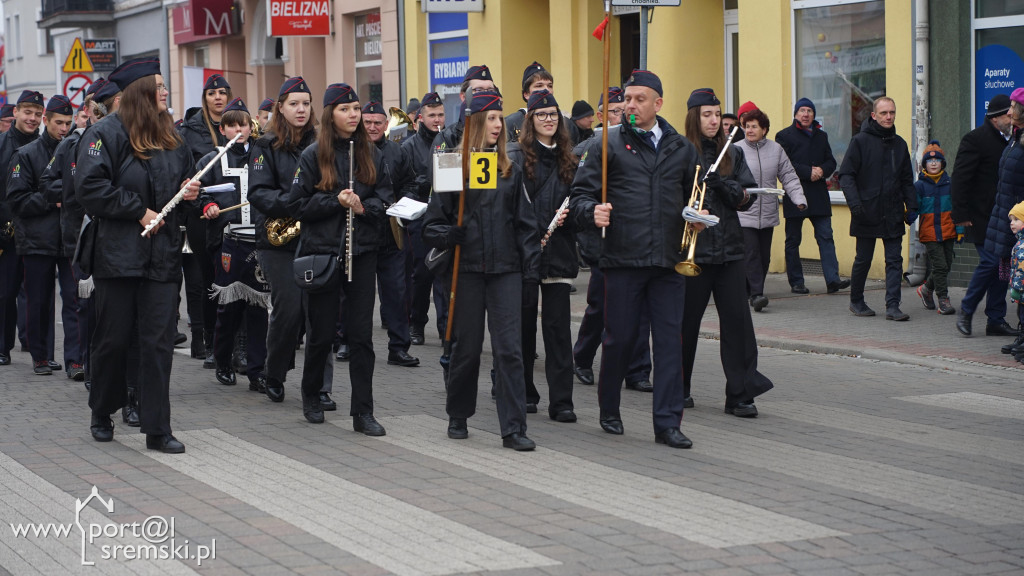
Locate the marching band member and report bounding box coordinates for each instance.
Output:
[197,97,269,392]
[423,90,541,451]
[507,89,578,422]
[77,57,200,453]
[505,61,580,145]
[679,88,773,418]
[287,83,390,432]
[257,98,275,130]
[433,65,495,152]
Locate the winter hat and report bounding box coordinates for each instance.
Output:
[736,100,758,121]
[405,98,420,116]
[793,97,816,117]
[571,100,594,120]
[1010,201,1024,223]
[1011,88,1024,106]
[527,90,558,113]
[686,88,719,110]
[921,139,945,167]
[986,94,1011,118]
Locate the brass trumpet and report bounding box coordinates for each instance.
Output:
[266,218,301,246]
[385,107,413,142]
[675,167,704,276]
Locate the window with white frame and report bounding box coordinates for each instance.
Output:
[355,11,383,104]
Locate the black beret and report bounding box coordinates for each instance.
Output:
[420,92,442,108]
[279,77,311,99]
[625,70,663,97]
[222,97,249,115]
[687,88,720,110]
[323,83,359,107]
[469,90,502,114]
[599,86,624,106]
[17,90,44,107]
[108,57,161,91]
[527,89,558,113]
[258,98,275,112]
[522,61,548,91]
[86,77,106,97]
[46,95,73,116]
[361,101,386,116]
[464,65,490,83]
[203,74,229,92]
[0,104,14,119]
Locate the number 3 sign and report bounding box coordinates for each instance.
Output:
[469,151,497,189]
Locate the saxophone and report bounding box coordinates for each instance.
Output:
[266,218,301,246]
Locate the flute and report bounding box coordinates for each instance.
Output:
[704,126,739,181]
[541,196,571,250]
[345,140,354,282]
[141,132,242,237]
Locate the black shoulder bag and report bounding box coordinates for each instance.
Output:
[292,231,344,293]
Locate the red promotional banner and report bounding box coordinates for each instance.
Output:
[172,0,236,45]
[267,0,331,36]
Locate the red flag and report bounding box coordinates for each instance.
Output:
[592,16,609,41]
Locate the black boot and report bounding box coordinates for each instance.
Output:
[302,392,324,423]
[232,326,248,376]
[1001,324,1024,354]
[122,387,140,427]
[190,329,206,359]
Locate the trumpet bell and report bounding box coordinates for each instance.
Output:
[385,106,413,142]
[675,260,701,276]
[180,225,193,254]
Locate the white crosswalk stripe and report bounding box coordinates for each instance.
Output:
[895,392,1024,420]
[367,414,846,548]
[119,429,559,576]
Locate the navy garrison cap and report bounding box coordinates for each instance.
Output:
[599,86,624,107]
[420,92,442,108]
[361,101,386,116]
[687,88,720,110]
[258,98,275,112]
[94,80,121,102]
[222,97,249,115]
[464,65,490,82]
[46,95,73,116]
[203,74,229,92]
[279,77,310,99]
[0,104,14,119]
[527,89,558,113]
[625,70,663,97]
[17,90,44,106]
[522,61,547,91]
[323,83,358,107]
[469,90,502,114]
[108,57,161,91]
[86,77,106,97]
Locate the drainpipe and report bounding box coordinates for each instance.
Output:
[905,0,929,286]
[397,0,407,107]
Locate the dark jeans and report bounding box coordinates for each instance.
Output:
[742,227,773,297]
[22,255,82,365]
[923,239,955,298]
[785,216,841,286]
[522,282,574,414]
[960,243,1009,325]
[213,300,268,379]
[850,236,904,308]
[573,264,652,382]
[376,247,411,352]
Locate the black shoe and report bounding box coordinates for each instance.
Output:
[319,392,337,411]
[174,332,187,346]
[249,375,267,393]
[67,363,85,381]
[791,284,810,294]
[190,331,206,358]
[551,409,577,423]
[569,283,577,294]
[0,352,10,365]
[655,427,693,449]
[146,434,185,454]
[849,301,876,317]
[751,294,769,312]
[573,365,595,385]
[526,403,538,414]
[625,379,653,392]
[986,321,1016,336]
[90,413,114,442]
[303,396,324,423]
[33,361,52,375]
[203,353,216,369]
[215,366,236,385]
[1001,328,1024,354]
[47,360,62,371]
[265,377,285,402]
[826,279,851,293]
[84,380,91,391]
[683,396,695,409]
[387,350,420,367]
[885,305,909,321]
[502,432,536,451]
[956,311,972,336]
[122,403,140,427]
[354,413,386,436]
[599,412,624,435]
[725,401,758,418]
[335,344,350,361]
[447,417,468,439]
[410,328,425,346]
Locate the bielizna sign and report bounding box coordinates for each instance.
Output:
[268,0,330,36]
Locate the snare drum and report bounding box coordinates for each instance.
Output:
[224,224,256,245]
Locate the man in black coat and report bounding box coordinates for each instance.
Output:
[839,97,917,321]
[432,65,494,152]
[775,97,849,294]
[952,93,1015,336]
[569,70,697,449]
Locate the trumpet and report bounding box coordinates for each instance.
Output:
[675,167,704,276]
[266,217,300,246]
[385,107,413,143]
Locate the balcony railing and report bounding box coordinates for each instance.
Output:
[39,0,114,29]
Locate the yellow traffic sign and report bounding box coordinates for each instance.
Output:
[469,152,497,189]
[62,38,94,73]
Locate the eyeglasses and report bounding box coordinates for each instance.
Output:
[534,112,559,121]
[156,83,168,93]
[605,108,625,117]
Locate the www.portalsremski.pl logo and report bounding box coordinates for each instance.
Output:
[9,485,216,566]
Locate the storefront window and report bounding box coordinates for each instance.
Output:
[355,11,382,104]
[974,3,1024,126]
[428,13,468,123]
[794,0,885,187]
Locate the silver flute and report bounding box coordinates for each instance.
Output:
[541,196,571,251]
[141,132,242,237]
[345,140,354,282]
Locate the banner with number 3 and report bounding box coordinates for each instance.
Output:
[470,151,497,189]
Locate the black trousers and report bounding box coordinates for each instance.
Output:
[682,260,773,408]
[850,236,903,308]
[22,255,82,366]
[573,264,652,382]
[182,214,216,336]
[89,277,178,436]
[742,227,773,297]
[600,267,686,433]
[447,272,528,438]
[0,247,23,354]
[376,246,411,352]
[302,251,377,415]
[408,219,448,339]
[522,282,574,414]
[213,300,268,380]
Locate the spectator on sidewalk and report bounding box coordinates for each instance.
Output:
[952,93,1016,336]
[1005,201,1024,362]
[775,98,850,295]
[914,140,958,315]
[839,97,917,321]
